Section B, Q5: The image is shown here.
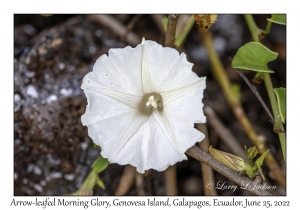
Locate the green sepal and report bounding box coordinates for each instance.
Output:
[243,162,256,179]
[245,146,259,166]
[97,178,106,190]
[255,149,269,169]
[254,149,269,180]
[92,156,109,173]
[93,142,101,149]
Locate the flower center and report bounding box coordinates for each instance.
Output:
[146,96,158,109]
[138,92,163,116]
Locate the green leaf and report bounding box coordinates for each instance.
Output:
[274,87,286,123]
[67,156,109,195]
[66,169,98,195]
[92,156,109,173]
[232,42,278,73]
[161,17,168,32]
[267,14,286,25]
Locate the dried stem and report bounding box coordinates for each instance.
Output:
[164,165,178,195]
[135,172,146,196]
[186,145,274,196]
[204,106,247,160]
[196,123,218,196]
[120,14,142,47]
[150,14,166,35]
[114,165,136,195]
[87,15,141,46]
[165,14,179,48]
[199,28,286,189]
[175,15,195,48]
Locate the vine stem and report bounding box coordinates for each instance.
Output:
[264,20,272,35]
[244,14,286,162]
[175,15,195,47]
[199,27,286,189]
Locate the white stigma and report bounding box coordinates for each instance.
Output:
[146,96,158,109]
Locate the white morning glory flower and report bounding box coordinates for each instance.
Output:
[81,38,206,173]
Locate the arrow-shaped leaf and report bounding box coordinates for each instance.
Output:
[267,14,286,25]
[232,42,278,73]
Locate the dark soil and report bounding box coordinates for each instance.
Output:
[14,14,286,196]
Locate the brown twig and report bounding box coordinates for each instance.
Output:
[199,28,286,189]
[120,14,142,47]
[87,15,141,46]
[186,145,274,196]
[165,15,179,48]
[150,14,166,35]
[164,166,178,195]
[176,15,191,37]
[196,123,218,196]
[236,69,274,124]
[204,106,247,160]
[114,165,136,195]
[135,172,146,196]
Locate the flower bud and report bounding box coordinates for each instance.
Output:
[245,146,259,165]
[209,146,245,172]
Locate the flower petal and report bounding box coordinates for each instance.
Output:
[141,40,156,94]
[161,77,206,106]
[108,45,143,94]
[165,111,205,150]
[164,79,206,123]
[86,111,137,149]
[153,111,187,158]
[82,82,142,109]
[112,115,189,173]
[92,52,143,95]
[81,90,135,126]
[103,113,150,162]
[143,40,200,92]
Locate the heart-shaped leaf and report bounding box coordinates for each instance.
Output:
[232,42,278,73]
[274,87,286,123]
[267,14,286,25]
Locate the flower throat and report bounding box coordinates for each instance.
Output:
[138,92,163,116]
